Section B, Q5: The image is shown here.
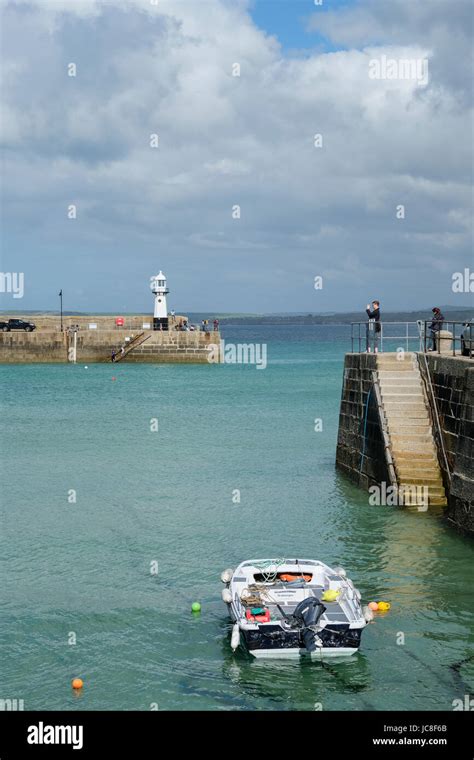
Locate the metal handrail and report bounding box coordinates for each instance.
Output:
[371,370,399,498]
[351,321,420,353]
[416,353,452,486]
[422,320,473,357]
[351,320,473,357]
[113,332,151,362]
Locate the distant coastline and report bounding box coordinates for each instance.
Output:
[1,307,471,326]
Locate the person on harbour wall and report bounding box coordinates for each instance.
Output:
[366,300,381,353]
[427,307,445,351]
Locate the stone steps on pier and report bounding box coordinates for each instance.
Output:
[376,354,447,507]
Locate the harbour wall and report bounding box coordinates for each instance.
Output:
[335,353,389,490]
[336,352,473,536]
[0,327,220,364]
[422,354,473,535]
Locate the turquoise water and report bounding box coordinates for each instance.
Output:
[1,325,473,711]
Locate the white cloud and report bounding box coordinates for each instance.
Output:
[0,0,472,311]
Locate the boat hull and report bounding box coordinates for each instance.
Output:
[250,647,359,659]
[239,623,363,659]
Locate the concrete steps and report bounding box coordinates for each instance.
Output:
[397,473,442,482]
[376,354,447,507]
[388,418,431,428]
[382,390,425,398]
[404,488,446,500]
[384,401,430,421]
[378,370,418,377]
[391,452,438,464]
[377,360,416,371]
[379,375,420,383]
[384,404,428,413]
[396,465,442,477]
[390,431,433,440]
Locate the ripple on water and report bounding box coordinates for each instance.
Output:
[0,332,473,710]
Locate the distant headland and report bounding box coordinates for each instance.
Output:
[2,306,471,326]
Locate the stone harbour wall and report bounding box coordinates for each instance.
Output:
[336,351,473,537]
[0,328,220,364]
[423,354,474,536]
[335,353,389,490]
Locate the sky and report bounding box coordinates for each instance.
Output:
[0,0,473,314]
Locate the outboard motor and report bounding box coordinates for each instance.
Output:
[292,597,327,652]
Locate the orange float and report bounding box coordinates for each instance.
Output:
[279,573,312,583]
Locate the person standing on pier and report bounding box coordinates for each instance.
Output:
[427,307,445,351]
[366,300,381,353]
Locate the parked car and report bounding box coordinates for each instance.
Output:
[0,318,36,332]
[461,320,473,356]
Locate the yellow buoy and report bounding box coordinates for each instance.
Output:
[377,601,391,611]
[322,589,340,602]
[72,678,83,690]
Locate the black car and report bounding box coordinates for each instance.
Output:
[0,318,36,332]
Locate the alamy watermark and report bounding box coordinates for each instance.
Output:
[207,340,267,369]
[452,695,473,711]
[369,483,428,509]
[27,722,83,750]
[0,698,24,710]
[452,268,473,293]
[369,55,429,86]
[0,272,24,298]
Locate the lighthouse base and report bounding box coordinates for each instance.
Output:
[153,317,169,331]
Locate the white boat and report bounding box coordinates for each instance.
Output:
[221,558,370,659]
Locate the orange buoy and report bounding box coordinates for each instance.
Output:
[368,601,379,611]
[72,678,83,690]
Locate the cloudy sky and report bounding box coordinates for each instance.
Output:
[1,0,472,313]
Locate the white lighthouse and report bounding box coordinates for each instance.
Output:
[150,271,169,330]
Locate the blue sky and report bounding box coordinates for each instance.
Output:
[1,0,472,314]
[250,0,352,54]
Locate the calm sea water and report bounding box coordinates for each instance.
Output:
[1,325,473,711]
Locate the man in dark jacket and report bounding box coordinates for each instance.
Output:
[427,307,444,351]
[366,300,381,353]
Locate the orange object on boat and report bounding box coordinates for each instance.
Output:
[245,609,271,623]
[279,573,312,583]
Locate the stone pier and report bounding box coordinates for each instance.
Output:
[336,352,473,536]
[0,314,220,364]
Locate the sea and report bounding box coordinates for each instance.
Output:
[1,324,473,711]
